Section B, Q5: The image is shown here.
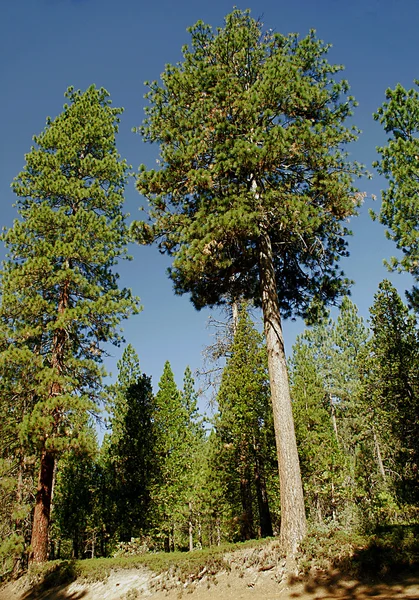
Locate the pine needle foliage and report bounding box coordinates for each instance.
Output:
[134,8,364,553]
[0,85,140,562]
[374,82,419,306]
[362,280,419,505]
[215,306,275,539]
[106,345,155,541]
[1,85,140,454]
[135,9,364,319]
[151,362,193,550]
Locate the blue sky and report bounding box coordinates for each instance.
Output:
[1,0,417,411]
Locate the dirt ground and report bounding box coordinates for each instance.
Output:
[1,566,419,600]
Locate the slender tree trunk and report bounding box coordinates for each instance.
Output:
[198,515,202,548]
[253,449,273,537]
[216,517,221,546]
[48,458,58,555]
[15,458,24,528]
[73,531,79,559]
[239,462,255,540]
[373,427,386,482]
[30,449,55,563]
[331,480,336,521]
[100,525,105,557]
[329,394,339,444]
[170,524,175,552]
[188,502,193,552]
[231,299,239,335]
[257,225,307,554]
[315,492,323,523]
[12,455,25,576]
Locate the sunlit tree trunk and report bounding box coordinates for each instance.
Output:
[258,225,307,553]
[373,427,386,482]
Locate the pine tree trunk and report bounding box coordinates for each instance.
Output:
[257,225,307,554]
[329,394,339,444]
[239,464,255,540]
[73,531,79,559]
[216,516,221,546]
[253,450,273,537]
[188,502,193,552]
[331,480,336,521]
[170,525,175,552]
[15,458,24,528]
[30,449,55,563]
[373,427,386,482]
[12,455,25,576]
[232,300,239,335]
[48,458,58,555]
[29,276,68,564]
[100,525,105,557]
[198,515,202,547]
[315,493,323,523]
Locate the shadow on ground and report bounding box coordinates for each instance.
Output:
[23,587,87,600]
[288,571,419,599]
[289,524,419,600]
[21,561,86,600]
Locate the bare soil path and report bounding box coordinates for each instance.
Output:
[1,567,419,600]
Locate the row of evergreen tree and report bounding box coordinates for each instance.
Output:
[292,284,419,526]
[2,283,418,571]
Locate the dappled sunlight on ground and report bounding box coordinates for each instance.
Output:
[1,564,419,599]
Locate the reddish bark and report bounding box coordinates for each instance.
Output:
[30,276,69,563]
[29,450,55,563]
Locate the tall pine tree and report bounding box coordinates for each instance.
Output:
[362,280,419,504]
[290,299,370,523]
[135,9,364,552]
[151,362,191,550]
[215,306,275,539]
[290,340,346,522]
[106,345,155,541]
[180,366,206,551]
[0,86,139,562]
